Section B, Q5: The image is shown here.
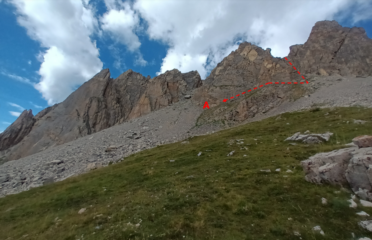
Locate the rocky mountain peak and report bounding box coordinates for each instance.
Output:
[288,20,372,77]
[0,109,35,151]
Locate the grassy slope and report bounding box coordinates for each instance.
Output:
[1,107,372,240]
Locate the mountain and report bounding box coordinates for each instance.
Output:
[0,69,201,161]
[1,20,371,162]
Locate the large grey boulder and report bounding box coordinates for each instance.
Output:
[301,137,372,201]
[301,147,354,184]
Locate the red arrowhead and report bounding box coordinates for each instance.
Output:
[223,99,228,102]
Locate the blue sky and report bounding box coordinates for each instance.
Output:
[1,0,372,133]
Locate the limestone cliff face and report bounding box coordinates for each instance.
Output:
[288,20,372,77]
[192,42,301,108]
[0,110,35,151]
[0,69,201,161]
[193,20,372,124]
[129,69,202,119]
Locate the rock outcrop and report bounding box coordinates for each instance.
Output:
[288,20,372,77]
[301,135,372,201]
[192,42,301,107]
[285,131,333,144]
[193,20,372,125]
[0,110,35,151]
[0,69,201,161]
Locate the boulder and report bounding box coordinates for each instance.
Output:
[285,131,333,143]
[105,146,118,152]
[353,135,372,148]
[301,147,353,184]
[360,200,372,207]
[301,142,372,201]
[359,220,372,232]
[78,208,86,214]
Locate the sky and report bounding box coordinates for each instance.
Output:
[1,0,372,133]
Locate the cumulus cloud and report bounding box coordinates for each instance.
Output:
[100,2,141,51]
[134,53,147,67]
[134,0,371,78]
[10,0,103,105]
[100,0,147,69]
[9,111,21,117]
[8,102,25,111]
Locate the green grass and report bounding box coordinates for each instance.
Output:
[1,107,372,240]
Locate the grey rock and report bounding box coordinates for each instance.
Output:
[0,110,35,151]
[353,135,372,148]
[285,131,333,143]
[359,220,372,232]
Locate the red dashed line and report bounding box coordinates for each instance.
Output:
[221,58,309,103]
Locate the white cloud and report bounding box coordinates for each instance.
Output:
[134,53,147,67]
[1,70,35,86]
[1,122,11,125]
[100,0,147,70]
[10,0,103,105]
[28,60,31,65]
[134,0,371,79]
[100,1,141,51]
[8,102,25,111]
[346,0,372,23]
[9,111,21,117]
[29,101,43,109]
